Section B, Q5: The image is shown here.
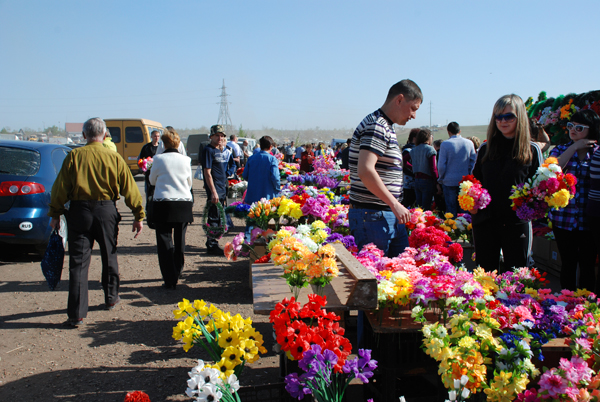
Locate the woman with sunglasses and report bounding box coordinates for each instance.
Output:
[586,111,600,292]
[471,94,542,272]
[549,109,599,291]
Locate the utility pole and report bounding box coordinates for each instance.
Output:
[429,101,432,129]
[216,79,234,135]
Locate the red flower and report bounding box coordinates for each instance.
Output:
[125,391,150,402]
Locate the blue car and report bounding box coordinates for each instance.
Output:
[0,140,71,253]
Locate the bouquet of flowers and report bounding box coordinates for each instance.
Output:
[312,154,338,171]
[172,299,266,377]
[224,202,251,219]
[509,157,577,221]
[270,295,352,365]
[284,345,377,402]
[224,233,249,262]
[124,391,150,402]
[185,359,241,402]
[458,175,491,212]
[246,197,283,230]
[227,180,247,199]
[408,226,464,265]
[137,156,153,172]
[439,213,472,243]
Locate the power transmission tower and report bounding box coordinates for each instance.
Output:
[217,79,234,135]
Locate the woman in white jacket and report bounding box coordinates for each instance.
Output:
[149,129,193,289]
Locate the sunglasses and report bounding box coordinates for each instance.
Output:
[566,122,589,133]
[495,113,517,122]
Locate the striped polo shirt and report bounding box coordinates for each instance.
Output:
[586,147,600,218]
[348,109,403,210]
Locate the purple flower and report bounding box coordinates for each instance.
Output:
[342,349,377,383]
[284,372,311,400]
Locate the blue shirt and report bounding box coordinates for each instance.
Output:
[243,150,281,205]
[201,144,235,197]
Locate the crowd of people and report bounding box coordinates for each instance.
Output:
[47,79,600,327]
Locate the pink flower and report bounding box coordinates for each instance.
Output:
[539,368,568,398]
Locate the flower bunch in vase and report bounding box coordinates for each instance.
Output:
[458,175,491,212]
[172,299,266,378]
[408,226,464,265]
[285,345,377,402]
[246,196,283,230]
[270,295,352,366]
[421,298,539,401]
[185,359,241,402]
[137,156,153,172]
[439,212,473,243]
[509,157,577,221]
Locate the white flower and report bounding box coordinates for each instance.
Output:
[460,375,468,386]
[412,305,422,315]
[461,388,471,399]
[448,390,457,401]
[197,367,221,387]
[435,326,448,339]
[197,383,222,402]
[225,374,240,393]
[453,378,461,389]
[190,360,206,376]
[461,283,475,295]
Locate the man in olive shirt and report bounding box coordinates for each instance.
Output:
[49,117,145,327]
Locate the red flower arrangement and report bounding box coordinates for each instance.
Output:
[409,226,463,264]
[270,295,352,373]
[124,391,150,402]
[290,193,310,207]
[236,166,244,176]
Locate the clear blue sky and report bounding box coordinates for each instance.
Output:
[1,0,598,132]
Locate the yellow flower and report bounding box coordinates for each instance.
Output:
[172,321,187,340]
[239,338,260,363]
[213,358,235,379]
[311,220,326,230]
[546,188,570,209]
[458,336,476,349]
[193,299,207,313]
[458,194,475,211]
[173,298,192,319]
[222,345,244,367]
[218,328,241,349]
[444,212,454,219]
[290,206,303,219]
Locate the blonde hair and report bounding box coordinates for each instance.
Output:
[161,128,180,149]
[482,94,531,164]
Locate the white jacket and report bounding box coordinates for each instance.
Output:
[148,151,193,201]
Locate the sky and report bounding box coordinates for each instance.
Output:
[1,0,599,132]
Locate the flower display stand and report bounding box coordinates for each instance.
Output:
[251,243,377,315]
[362,309,447,402]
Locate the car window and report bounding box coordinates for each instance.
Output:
[51,148,69,175]
[107,127,121,143]
[125,127,144,143]
[0,147,41,176]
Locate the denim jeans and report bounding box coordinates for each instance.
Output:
[349,208,409,258]
[442,185,460,217]
[414,178,436,211]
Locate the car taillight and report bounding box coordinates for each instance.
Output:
[0,181,45,196]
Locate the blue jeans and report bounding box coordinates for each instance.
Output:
[442,185,460,217]
[414,178,436,211]
[349,208,409,258]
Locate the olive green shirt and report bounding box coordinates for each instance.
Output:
[48,142,145,221]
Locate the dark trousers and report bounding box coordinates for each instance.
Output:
[473,220,532,272]
[67,201,120,320]
[590,216,600,292]
[205,190,227,249]
[155,222,188,287]
[553,227,597,292]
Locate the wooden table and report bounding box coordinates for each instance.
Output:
[251,243,377,314]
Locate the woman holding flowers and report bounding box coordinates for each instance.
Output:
[472,94,542,272]
[549,109,599,291]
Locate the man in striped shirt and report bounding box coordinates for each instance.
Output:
[348,79,422,257]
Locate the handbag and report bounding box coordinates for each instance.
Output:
[40,229,65,290]
[194,167,203,180]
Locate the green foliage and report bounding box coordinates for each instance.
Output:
[0,127,8,134]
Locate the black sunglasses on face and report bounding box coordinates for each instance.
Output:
[495,113,517,122]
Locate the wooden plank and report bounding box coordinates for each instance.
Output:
[251,246,378,314]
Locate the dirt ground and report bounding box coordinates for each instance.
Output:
[0,174,281,402]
